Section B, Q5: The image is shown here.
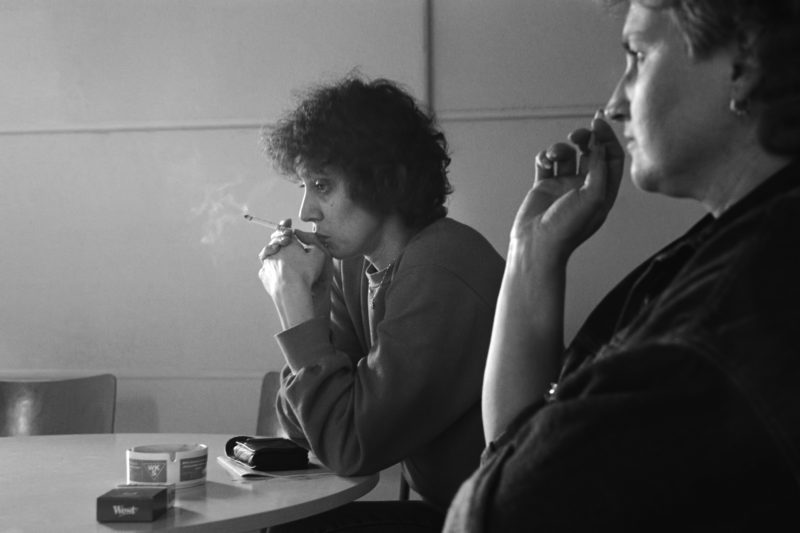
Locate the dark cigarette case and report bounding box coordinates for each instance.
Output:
[225,435,309,471]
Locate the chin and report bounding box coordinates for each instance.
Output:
[632,169,699,202]
[630,165,658,193]
[629,156,670,195]
[328,246,356,261]
[631,175,659,193]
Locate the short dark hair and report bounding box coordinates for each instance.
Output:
[602,0,800,156]
[262,74,453,228]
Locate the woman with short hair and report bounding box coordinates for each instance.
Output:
[446,1,800,530]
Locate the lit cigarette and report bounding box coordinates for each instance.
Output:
[244,213,312,251]
[243,213,279,229]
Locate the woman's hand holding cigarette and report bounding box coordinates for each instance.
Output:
[481,112,625,440]
[255,218,310,253]
[258,218,333,328]
[511,111,625,264]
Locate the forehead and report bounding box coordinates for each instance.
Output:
[623,2,677,42]
[297,163,331,178]
[296,165,349,184]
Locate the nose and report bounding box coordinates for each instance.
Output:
[299,188,321,224]
[605,76,629,123]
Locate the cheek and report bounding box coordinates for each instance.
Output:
[631,76,682,163]
[634,79,669,132]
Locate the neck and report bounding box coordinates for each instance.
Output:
[701,148,791,218]
[688,118,791,216]
[365,215,417,270]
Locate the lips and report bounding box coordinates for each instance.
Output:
[624,137,635,152]
[315,234,331,248]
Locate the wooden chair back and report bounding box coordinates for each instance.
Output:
[0,374,117,436]
[256,371,286,437]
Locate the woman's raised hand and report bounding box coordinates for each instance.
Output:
[258,218,333,325]
[511,112,625,265]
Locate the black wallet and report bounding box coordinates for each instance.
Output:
[225,435,310,471]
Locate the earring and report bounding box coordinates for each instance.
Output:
[730,98,750,117]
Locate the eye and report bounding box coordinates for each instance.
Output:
[312,179,329,193]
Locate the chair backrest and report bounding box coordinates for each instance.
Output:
[256,371,286,437]
[0,374,117,437]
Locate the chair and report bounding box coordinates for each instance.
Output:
[0,374,117,437]
[399,473,410,500]
[257,370,286,437]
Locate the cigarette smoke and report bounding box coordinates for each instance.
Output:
[192,180,248,245]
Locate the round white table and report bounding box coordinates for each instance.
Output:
[0,433,378,532]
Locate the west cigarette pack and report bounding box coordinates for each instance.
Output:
[96,486,173,522]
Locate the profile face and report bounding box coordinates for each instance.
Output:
[297,167,387,260]
[606,3,737,200]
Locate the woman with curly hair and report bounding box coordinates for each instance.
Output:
[258,74,504,532]
[445,0,800,530]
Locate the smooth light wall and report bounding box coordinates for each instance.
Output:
[0,0,704,434]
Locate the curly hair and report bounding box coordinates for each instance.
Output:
[262,74,453,229]
[601,0,800,157]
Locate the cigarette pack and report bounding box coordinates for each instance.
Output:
[96,486,173,522]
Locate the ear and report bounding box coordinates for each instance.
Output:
[730,32,761,103]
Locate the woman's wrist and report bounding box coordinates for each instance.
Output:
[271,283,315,330]
[506,237,569,280]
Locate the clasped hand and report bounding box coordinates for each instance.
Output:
[511,111,625,265]
[258,219,332,323]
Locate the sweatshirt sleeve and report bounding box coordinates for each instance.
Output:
[274,261,496,476]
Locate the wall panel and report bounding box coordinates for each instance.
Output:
[0,0,428,131]
[0,0,427,433]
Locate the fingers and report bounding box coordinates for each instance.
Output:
[259,226,296,262]
[258,243,281,262]
[534,109,626,199]
[590,111,624,162]
[582,144,607,198]
[535,149,554,181]
[569,128,593,175]
[258,228,320,266]
[273,219,319,252]
[536,142,579,181]
[590,113,617,146]
[547,142,577,177]
[292,229,326,253]
[589,111,625,201]
[270,228,293,247]
[568,128,592,153]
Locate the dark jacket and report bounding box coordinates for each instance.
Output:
[445,160,800,532]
